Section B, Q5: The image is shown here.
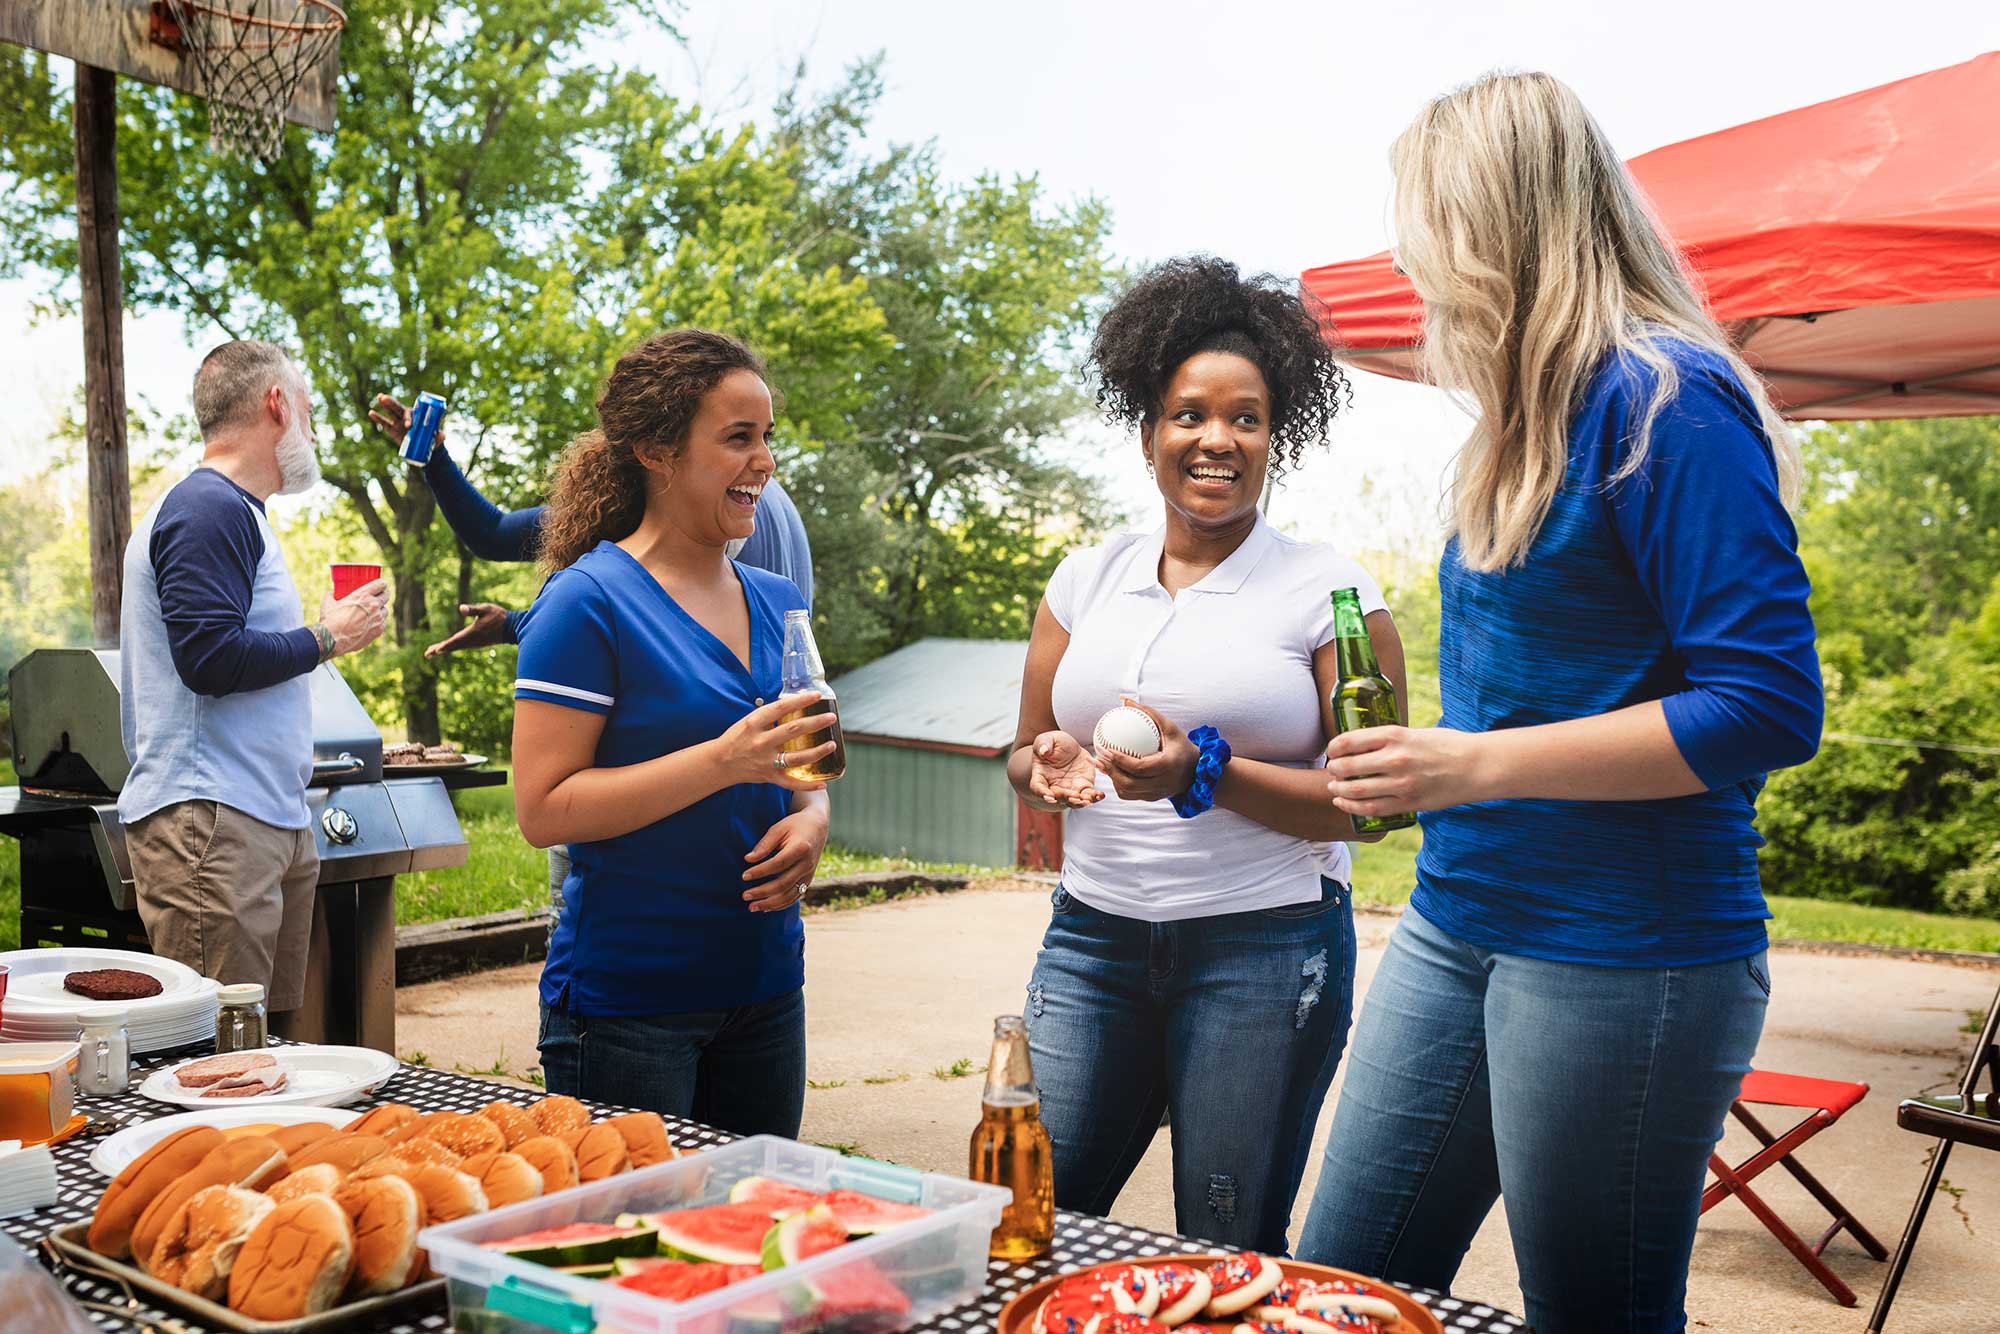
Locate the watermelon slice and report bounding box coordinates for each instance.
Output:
[730,1175,826,1217]
[610,1259,765,1299]
[487,1221,660,1267]
[804,1261,913,1333]
[643,1203,785,1266]
[818,1189,932,1236]
[762,1205,850,1270]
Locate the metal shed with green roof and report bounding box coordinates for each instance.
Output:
[826,638,1060,870]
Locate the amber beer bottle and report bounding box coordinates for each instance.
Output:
[1328,587,1415,834]
[778,609,847,782]
[968,1015,1054,1260]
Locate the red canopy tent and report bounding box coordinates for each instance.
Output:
[1301,52,2000,419]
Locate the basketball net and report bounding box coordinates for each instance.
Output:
[154,0,346,161]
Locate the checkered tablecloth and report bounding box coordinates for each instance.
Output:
[3,1046,1525,1333]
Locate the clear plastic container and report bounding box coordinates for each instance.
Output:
[420,1135,1010,1334]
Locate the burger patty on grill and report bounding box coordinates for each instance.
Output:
[63,968,165,1001]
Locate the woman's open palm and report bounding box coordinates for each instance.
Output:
[1029,730,1103,807]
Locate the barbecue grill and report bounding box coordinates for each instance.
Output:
[0,647,504,1055]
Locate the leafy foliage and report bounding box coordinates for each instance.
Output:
[1756,416,2000,916]
[0,21,1118,721]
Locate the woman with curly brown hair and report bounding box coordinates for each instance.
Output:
[1007,257,1404,1250]
[512,329,837,1135]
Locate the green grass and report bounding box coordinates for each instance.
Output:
[7,765,2000,957]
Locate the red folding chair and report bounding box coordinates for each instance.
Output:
[1701,1068,1888,1306]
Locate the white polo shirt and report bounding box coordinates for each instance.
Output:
[1045,516,1387,922]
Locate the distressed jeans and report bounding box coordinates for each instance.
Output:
[1296,907,1768,1333]
[1025,879,1355,1251]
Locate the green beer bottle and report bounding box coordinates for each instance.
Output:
[1328,587,1415,835]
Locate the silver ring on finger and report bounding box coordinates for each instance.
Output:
[773,755,786,770]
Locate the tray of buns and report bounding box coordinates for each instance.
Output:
[61,1089,686,1329]
[46,1221,446,1333]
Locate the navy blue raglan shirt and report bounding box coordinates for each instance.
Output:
[150,468,321,694]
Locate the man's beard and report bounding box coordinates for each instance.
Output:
[275,417,320,495]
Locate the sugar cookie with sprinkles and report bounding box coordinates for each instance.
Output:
[1203,1255,1283,1316]
[1055,1265,1162,1317]
[1152,1262,1215,1326]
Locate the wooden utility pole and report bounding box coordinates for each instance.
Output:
[74,62,129,649]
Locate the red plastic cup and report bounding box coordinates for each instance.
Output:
[0,962,8,1028]
[331,563,383,599]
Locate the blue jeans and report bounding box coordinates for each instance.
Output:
[537,988,806,1138]
[1025,879,1356,1251]
[1296,908,1768,1333]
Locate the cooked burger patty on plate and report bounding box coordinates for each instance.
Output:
[64,968,166,1001]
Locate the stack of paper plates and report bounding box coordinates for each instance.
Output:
[0,948,220,1053]
[0,1141,58,1218]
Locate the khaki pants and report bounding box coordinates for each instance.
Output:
[126,800,317,1012]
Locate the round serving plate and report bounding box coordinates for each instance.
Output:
[0,948,203,1009]
[138,1044,401,1109]
[996,1255,1443,1334]
[89,1104,362,1176]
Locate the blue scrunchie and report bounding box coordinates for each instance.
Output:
[1170,726,1231,818]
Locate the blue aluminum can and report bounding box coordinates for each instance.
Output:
[400,391,447,466]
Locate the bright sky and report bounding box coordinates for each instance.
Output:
[4,0,1996,551]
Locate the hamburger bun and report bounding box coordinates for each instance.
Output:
[528,1094,590,1138]
[513,1136,579,1193]
[267,1163,346,1205]
[333,1176,423,1296]
[602,1111,676,1168]
[146,1185,273,1300]
[568,1123,630,1182]
[458,1151,543,1208]
[346,1103,420,1139]
[406,1164,487,1222]
[379,1135,461,1170]
[267,1123,339,1156]
[88,1126,227,1259]
[419,1110,505,1159]
[228,1194,357,1320]
[288,1133,391,1175]
[383,1114,440,1147]
[478,1100,538,1149]
[133,1136,288,1270]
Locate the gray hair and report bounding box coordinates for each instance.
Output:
[192,340,304,438]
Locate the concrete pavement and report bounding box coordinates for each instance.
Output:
[394,882,1996,1330]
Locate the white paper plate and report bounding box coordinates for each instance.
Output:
[88,1105,362,1176]
[0,948,204,1009]
[138,1045,400,1109]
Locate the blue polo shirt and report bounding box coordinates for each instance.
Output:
[514,541,807,1017]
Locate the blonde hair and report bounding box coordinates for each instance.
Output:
[1391,71,1799,572]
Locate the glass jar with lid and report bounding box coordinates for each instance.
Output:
[214,983,269,1054]
[78,1005,131,1096]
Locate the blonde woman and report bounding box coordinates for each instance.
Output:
[1296,75,1821,1331]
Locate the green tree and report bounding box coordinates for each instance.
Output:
[1756,415,2000,916]
[0,1,886,739]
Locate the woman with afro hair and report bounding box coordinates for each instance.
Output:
[1007,256,1404,1250]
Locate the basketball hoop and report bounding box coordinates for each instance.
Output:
[149,0,346,161]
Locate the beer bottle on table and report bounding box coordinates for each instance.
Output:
[778,609,847,782]
[969,1015,1054,1260]
[1328,587,1415,834]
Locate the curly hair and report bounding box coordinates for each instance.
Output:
[1086,256,1349,483]
[539,330,771,573]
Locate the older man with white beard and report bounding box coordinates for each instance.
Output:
[119,340,389,1015]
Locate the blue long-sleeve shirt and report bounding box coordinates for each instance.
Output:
[1411,339,1822,967]
[420,444,815,639]
[148,468,322,696]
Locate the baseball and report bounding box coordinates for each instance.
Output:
[1093,705,1162,758]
